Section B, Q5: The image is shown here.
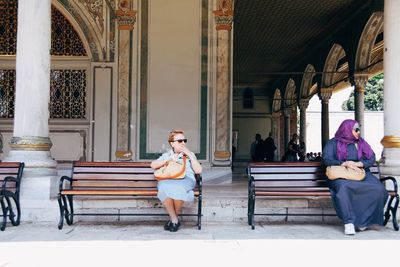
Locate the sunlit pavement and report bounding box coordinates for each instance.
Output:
[1,221,399,267]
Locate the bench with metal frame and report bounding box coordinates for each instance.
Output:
[0,162,24,231]
[247,162,399,230]
[57,161,202,230]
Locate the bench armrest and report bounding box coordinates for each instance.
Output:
[1,176,20,192]
[59,176,73,192]
[380,176,398,193]
[249,176,255,195]
[195,174,202,193]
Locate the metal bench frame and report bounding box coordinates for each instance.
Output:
[247,162,399,230]
[57,161,202,230]
[0,162,25,231]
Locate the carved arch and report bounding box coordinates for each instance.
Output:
[272,89,282,112]
[322,44,347,87]
[284,79,296,108]
[355,12,384,71]
[300,64,316,99]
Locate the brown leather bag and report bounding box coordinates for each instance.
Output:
[325,165,366,181]
[154,155,186,180]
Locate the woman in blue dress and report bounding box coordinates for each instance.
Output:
[322,119,388,235]
[151,130,202,232]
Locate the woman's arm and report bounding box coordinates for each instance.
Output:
[181,148,202,174]
[322,139,343,166]
[150,159,168,170]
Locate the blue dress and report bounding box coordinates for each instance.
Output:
[322,139,388,227]
[156,150,196,202]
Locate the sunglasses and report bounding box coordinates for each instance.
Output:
[173,139,187,144]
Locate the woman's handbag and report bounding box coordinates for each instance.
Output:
[154,156,186,180]
[325,165,366,181]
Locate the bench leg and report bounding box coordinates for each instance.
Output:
[66,195,74,225]
[5,195,20,226]
[392,195,399,231]
[57,194,67,230]
[0,195,8,231]
[250,193,256,230]
[197,194,202,230]
[383,194,399,231]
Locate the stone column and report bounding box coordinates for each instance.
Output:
[352,72,369,138]
[271,112,281,160]
[319,88,333,149]
[115,1,137,161]
[298,99,309,148]
[212,0,233,166]
[380,0,400,178]
[283,108,291,150]
[4,0,58,222]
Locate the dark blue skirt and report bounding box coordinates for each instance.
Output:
[328,172,388,227]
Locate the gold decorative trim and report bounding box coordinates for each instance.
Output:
[214,150,231,160]
[381,135,400,148]
[115,150,133,160]
[9,136,52,151]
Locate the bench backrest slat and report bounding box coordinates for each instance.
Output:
[68,161,199,192]
[0,162,24,192]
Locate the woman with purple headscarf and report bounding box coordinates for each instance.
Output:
[322,119,388,235]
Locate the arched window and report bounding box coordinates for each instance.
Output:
[0,1,88,119]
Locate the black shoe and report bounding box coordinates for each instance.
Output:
[169,222,180,232]
[164,220,172,231]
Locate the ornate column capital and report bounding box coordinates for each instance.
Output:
[351,72,369,92]
[272,111,281,119]
[298,99,309,111]
[213,0,234,31]
[319,87,334,103]
[116,0,137,31]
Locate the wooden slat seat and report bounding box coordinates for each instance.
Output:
[247,162,399,230]
[57,161,202,230]
[0,162,24,231]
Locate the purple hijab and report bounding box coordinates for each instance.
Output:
[334,119,374,161]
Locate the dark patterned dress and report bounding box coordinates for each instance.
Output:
[322,139,388,227]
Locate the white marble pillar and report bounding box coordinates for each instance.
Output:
[5,0,56,174]
[380,0,400,177]
[271,112,281,160]
[298,99,309,147]
[212,1,233,166]
[115,3,137,161]
[4,0,58,222]
[352,72,368,138]
[319,88,333,149]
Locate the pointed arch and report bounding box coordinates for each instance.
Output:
[272,89,282,112]
[300,64,316,99]
[355,12,384,71]
[284,79,296,108]
[322,44,347,88]
[53,0,102,60]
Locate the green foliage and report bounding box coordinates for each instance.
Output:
[342,73,384,111]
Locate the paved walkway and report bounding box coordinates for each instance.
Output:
[1,221,399,267]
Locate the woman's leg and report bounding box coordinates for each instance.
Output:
[163,198,178,223]
[173,200,184,217]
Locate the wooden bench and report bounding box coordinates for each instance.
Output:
[247,162,399,230]
[0,162,25,231]
[57,161,202,229]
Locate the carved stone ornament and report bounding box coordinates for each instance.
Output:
[213,0,233,30]
[116,9,137,30]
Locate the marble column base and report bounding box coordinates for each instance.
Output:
[380,148,400,191]
[4,150,57,177]
[213,150,231,166]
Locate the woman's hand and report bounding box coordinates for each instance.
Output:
[341,161,363,173]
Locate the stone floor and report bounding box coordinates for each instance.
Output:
[1,165,399,266]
